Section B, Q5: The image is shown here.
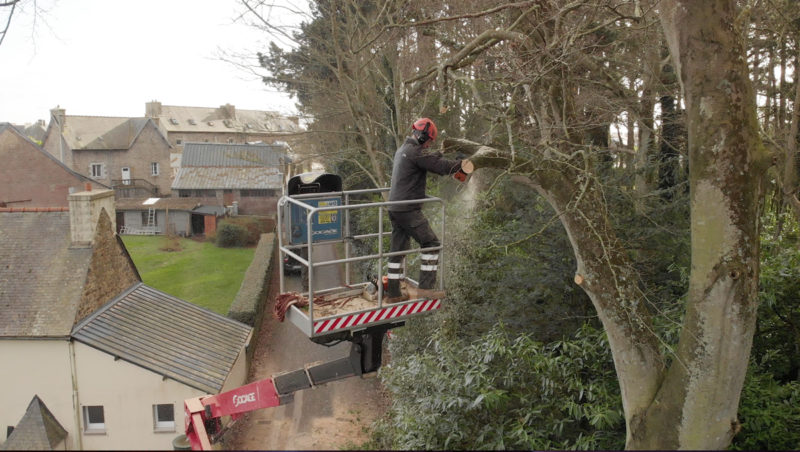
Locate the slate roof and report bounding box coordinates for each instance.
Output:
[181,142,287,167]
[71,283,252,394]
[59,116,154,150]
[156,105,300,134]
[172,168,284,190]
[9,121,47,143]
[115,197,203,211]
[172,142,286,190]
[1,396,67,451]
[0,212,92,338]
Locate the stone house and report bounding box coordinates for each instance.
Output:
[41,109,172,198]
[0,189,251,450]
[10,119,47,144]
[172,142,288,216]
[144,101,301,178]
[0,123,108,208]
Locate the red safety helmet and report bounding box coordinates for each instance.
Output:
[411,118,438,144]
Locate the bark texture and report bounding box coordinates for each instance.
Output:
[444,6,769,436]
[438,1,767,449]
[644,1,768,448]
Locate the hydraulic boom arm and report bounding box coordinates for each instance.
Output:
[183,324,394,450]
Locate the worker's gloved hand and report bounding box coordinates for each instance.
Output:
[453,159,474,182]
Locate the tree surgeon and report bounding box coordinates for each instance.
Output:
[386,118,473,302]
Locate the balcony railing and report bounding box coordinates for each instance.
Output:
[111,179,159,197]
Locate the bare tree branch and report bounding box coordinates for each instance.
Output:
[0,0,19,47]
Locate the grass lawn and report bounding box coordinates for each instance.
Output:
[121,236,255,315]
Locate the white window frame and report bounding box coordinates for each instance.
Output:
[82,405,105,433]
[90,163,104,179]
[121,167,132,185]
[153,403,175,432]
[151,162,160,176]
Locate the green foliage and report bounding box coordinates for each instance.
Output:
[121,236,254,315]
[216,217,271,248]
[731,367,800,451]
[443,179,592,342]
[755,209,800,382]
[371,324,625,450]
[216,222,249,248]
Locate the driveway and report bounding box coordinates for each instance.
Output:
[227,243,387,450]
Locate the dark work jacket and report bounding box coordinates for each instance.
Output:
[388,137,463,212]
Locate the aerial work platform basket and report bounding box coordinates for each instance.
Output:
[277,172,446,343]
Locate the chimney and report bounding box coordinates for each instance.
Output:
[146,100,162,118]
[50,107,66,128]
[221,103,235,119]
[68,189,116,246]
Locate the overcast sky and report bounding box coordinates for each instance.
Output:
[0,0,302,125]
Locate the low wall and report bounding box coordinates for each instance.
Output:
[227,233,275,329]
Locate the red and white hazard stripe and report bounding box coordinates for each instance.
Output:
[313,298,441,335]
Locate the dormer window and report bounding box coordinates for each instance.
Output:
[188,119,197,125]
[207,121,214,126]
[169,118,179,125]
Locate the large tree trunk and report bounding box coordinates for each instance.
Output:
[443,138,665,446]
[633,1,769,448]
[445,3,768,446]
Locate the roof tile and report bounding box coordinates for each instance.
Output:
[72,283,252,393]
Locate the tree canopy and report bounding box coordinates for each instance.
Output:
[245,0,800,449]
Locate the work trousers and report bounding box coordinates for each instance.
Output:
[387,210,440,297]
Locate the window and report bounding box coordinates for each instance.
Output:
[176,139,183,145]
[90,163,103,179]
[151,162,160,176]
[153,404,175,431]
[82,405,105,432]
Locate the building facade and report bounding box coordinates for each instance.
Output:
[144,101,300,178]
[172,142,288,216]
[0,190,251,450]
[0,123,108,208]
[115,197,225,236]
[41,109,173,197]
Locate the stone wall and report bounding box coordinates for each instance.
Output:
[74,208,141,325]
[227,234,275,357]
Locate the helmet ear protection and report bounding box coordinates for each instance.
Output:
[412,117,437,145]
[415,121,431,145]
